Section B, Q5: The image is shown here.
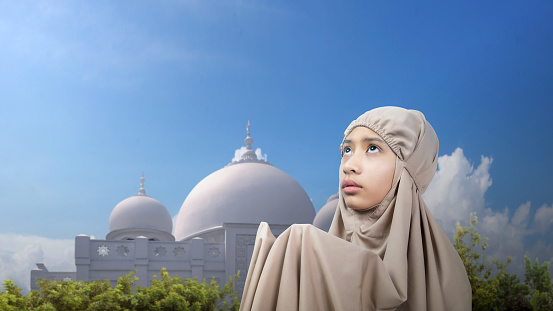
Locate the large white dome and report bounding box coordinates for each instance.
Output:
[107,174,174,241]
[174,161,315,240]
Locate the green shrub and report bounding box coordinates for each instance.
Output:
[1,269,240,310]
[454,214,553,310]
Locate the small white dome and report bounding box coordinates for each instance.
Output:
[109,195,173,234]
[107,174,174,241]
[174,162,315,241]
[313,193,339,232]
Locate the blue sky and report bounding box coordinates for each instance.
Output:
[1,0,553,291]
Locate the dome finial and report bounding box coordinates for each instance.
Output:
[240,120,257,161]
[138,172,146,196]
[227,121,272,166]
[245,120,253,151]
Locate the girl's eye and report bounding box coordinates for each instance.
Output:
[367,145,380,153]
[343,147,352,155]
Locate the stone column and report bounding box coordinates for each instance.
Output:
[190,237,204,280]
[30,264,48,291]
[75,235,90,281]
[135,237,149,287]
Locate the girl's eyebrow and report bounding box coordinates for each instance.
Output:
[343,137,385,144]
[363,137,385,144]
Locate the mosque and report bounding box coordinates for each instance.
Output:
[30,123,339,296]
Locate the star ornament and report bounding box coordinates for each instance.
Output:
[154,246,167,257]
[117,245,129,256]
[97,245,110,256]
[173,246,185,257]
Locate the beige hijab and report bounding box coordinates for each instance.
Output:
[240,107,471,311]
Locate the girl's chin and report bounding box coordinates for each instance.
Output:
[344,194,383,211]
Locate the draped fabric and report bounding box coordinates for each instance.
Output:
[240,107,471,311]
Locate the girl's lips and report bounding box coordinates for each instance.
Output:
[343,186,361,194]
[342,179,362,193]
[342,179,360,188]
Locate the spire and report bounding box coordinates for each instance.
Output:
[245,120,253,150]
[138,172,146,196]
[241,120,258,161]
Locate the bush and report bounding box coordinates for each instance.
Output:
[1,269,240,311]
[454,214,553,310]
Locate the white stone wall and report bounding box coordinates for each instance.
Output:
[30,268,76,291]
[31,222,294,297]
[75,235,225,287]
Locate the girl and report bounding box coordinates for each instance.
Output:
[241,107,471,310]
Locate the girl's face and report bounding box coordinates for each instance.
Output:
[340,127,397,211]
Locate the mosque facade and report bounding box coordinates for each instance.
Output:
[30,124,338,296]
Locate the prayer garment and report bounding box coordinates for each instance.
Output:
[240,107,472,311]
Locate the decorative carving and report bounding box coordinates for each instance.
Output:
[116,245,129,257]
[235,234,256,293]
[208,247,220,258]
[154,246,166,257]
[173,246,185,257]
[62,277,72,282]
[97,245,110,256]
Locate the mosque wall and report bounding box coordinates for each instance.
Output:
[30,223,299,295]
[73,234,227,288]
[30,267,76,291]
[222,223,291,294]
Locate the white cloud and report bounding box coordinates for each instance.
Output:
[424,148,552,277]
[0,234,74,294]
[511,201,531,228]
[231,146,268,163]
[533,203,553,235]
[424,148,493,235]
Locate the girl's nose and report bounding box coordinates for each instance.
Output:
[342,154,360,174]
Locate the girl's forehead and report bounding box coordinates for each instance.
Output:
[344,127,383,141]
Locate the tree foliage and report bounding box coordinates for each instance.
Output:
[454,213,553,311]
[0,269,240,311]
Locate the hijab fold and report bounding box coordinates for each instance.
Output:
[240,107,471,311]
